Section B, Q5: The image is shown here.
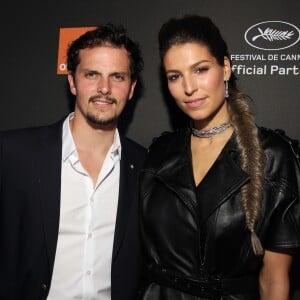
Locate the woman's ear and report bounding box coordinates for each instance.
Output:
[223,56,232,81]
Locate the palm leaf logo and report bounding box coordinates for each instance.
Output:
[252,27,294,41]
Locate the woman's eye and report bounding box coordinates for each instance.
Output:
[167,74,180,82]
[195,67,209,74]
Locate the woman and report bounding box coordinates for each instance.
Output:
[139,15,300,299]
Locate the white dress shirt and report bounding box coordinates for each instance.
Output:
[47,113,121,300]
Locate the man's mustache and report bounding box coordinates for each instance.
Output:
[89,95,117,104]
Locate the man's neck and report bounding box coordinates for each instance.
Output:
[70,115,117,153]
[69,115,118,185]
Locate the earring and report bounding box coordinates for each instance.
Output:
[225,80,229,99]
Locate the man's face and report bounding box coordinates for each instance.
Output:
[68,45,136,128]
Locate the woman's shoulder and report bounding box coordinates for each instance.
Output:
[148,127,187,151]
[144,127,188,166]
[258,126,300,184]
[259,127,300,247]
[258,127,300,162]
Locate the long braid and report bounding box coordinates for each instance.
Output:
[228,91,266,256]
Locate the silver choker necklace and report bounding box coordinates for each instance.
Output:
[191,122,232,138]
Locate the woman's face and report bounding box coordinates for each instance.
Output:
[163,42,231,127]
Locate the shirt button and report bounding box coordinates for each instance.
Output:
[87,233,93,239]
[86,270,91,275]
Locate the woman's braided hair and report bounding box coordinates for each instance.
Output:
[228,90,266,255]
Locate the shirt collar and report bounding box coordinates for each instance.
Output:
[110,129,122,163]
[62,112,122,163]
[62,113,76,162]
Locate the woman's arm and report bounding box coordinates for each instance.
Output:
[259,249,293,300]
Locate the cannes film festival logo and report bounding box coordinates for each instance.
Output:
[245,21,300,50]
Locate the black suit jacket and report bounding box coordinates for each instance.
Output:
[0,120,146,300]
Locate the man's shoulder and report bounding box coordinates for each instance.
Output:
[120,135,147,162]
[121,135,146,151]
[0,119,64,144]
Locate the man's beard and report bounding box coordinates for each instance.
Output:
[86,112,118,127]
[86,94,119,128]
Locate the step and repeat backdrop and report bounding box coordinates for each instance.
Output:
[1,0,299,297]
[1,0,299,146]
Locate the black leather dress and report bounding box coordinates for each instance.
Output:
[139,127,300,300]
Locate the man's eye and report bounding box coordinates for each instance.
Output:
[112,74,125,81]
[85,72,97,78]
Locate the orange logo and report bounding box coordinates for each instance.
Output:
[57,27,96,75]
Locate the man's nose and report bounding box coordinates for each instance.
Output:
[97,78,111,95]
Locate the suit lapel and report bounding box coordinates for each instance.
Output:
[38,121,63,273]
[112,137,139,261]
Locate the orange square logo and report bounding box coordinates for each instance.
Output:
[57,27,96,75]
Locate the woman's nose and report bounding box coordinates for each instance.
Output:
[183,76,198,96]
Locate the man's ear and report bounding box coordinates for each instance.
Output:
[68,73,77,96]
[128,79,137,101]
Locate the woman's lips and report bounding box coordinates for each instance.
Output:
[185,97,206,108]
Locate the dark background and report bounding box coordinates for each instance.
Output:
[1,0,299,297]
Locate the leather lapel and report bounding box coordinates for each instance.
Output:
[38,121,63,273]
[156,129,249,224]
[196,136,249,224]
[155,129,199,219]
[112,137,138,261]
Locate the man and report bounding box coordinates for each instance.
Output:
[0,23,146,300]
